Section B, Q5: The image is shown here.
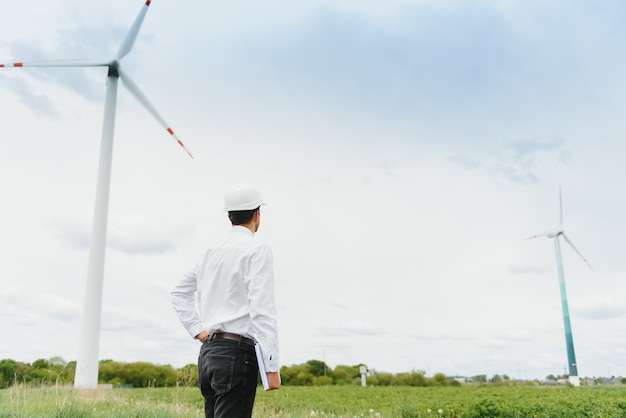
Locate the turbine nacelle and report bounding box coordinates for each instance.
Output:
[107,60,121,78]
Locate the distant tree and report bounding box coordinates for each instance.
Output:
[99,360,126,385]
[306,360,329,377]
[177,364,198,387]
[280,363,314,386]
[433,373,448,386]
[27,358,63,385]
[125,362,177,387]
[48,356,67,367]
[395,371,429,386]
[47,357,73,385]
[97,360,176,387]
[32,359,49,369]
[369,371,393,386]
[490,374,502,383]
[295,366,315,385]
[0,359,29,388]
[0,357,74,389]
[332,365,360,385]
[279,364,297,385]
[473,374,487,383]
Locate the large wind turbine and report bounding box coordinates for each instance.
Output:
[526,188,592,387]
[1,1,192,388]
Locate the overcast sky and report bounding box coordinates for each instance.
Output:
[1,0,625,381]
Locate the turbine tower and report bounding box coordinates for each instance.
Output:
[1,1,192,388]
[526,188,592,387]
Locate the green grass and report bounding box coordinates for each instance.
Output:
[0,385,199,417]
[1,385,625,417]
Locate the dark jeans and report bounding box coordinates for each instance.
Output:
[198,337,259,418]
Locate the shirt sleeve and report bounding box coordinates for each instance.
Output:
[245,242,280,372]
[170,269,205,339]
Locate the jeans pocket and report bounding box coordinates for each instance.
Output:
[209,354,236,396]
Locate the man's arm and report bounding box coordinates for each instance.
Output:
[170,270,205,338]
[246,243,281,374]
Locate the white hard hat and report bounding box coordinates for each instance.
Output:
[223,183,266,212]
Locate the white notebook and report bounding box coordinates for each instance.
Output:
[254,342,270,390]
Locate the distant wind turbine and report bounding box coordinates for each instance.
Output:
[1,1,193,389]
[526,188,592,387]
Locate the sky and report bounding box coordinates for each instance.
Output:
[1,0,625,381]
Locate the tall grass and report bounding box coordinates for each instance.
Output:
[0,384,204,418]
[1,384,625,417]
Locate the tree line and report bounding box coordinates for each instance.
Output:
[0,357,461,389]
[280,359,459,387]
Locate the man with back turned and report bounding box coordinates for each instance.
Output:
[171,183,280,417]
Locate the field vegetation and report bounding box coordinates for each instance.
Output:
[1,384,626,417]
[2,357,626,417]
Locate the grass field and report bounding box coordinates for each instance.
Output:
[1,384,626,417]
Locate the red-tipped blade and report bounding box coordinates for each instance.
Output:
[562,233,594,271]
[118,68,194,158]
[524,231,552,240]
[0,60,110,69]
[117,0,152,60]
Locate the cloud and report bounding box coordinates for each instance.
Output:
[107,223,188,255]
[50,215,192,255]
[102,304,166,333]
[0,287,78,326]
[575,295,626,320]
[2,75,59,118]
[321,320,387,337]
[0,288,21,316]
[446,137,570,184]
[37,294,79,322]
[507,264,552,276]
[445,156,483,170]
[51,217,91,250]
[408,331,473,343]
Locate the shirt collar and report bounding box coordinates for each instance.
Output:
[231,225,254,236]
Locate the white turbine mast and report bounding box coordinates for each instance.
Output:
[1,1,193,388]
[526,187,592,387]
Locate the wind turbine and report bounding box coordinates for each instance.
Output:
[526,188,592,387]
[1,1,193,388]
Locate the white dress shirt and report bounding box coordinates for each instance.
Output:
[171,226,280,372]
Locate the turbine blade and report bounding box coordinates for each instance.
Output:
[525,231,552,240]
[117,1,152,60]
[118,69,194,158]
[1,59,110,68]
[562,233,594,271]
